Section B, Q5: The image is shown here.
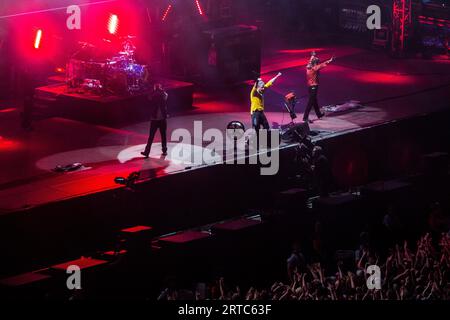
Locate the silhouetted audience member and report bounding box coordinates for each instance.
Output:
[312,146,332,196]
[287,242,306,282]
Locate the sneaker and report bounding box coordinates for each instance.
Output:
[141,152,149,158]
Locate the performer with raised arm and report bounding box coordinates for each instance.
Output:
[303,51,334,124]
[250,72,282,132]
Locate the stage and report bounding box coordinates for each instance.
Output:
[33,78,194,125]
[1,45,450,276]
[2,46,450,213]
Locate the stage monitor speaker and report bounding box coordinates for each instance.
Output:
[280,122,310,142]
[421,152,449,176]
[276,188,308,211]
[373,26,390,48]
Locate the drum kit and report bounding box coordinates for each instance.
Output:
[66,36,149,95]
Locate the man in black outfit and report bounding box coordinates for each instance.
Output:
[141,83,168,158]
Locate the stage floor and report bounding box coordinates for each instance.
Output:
[1,45,450,214]
[35,77,194,104]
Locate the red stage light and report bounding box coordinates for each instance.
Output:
[108,14,119,34]
[0,108,17,113]
[162,4,172,21]
[195,0,204,16]
[162,2,204,22]
[34,29,42,49]
[0,138,20,151]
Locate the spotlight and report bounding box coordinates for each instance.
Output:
[114,172,141,188]
[161,1,204,22]
[226,121,246,140]
[114,177,127,185]
[108,14,119,35]
[54,163,83,173]
[162,5,172,22]
[195,0,204,16]
[34,29,42,49]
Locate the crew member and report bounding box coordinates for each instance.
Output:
[311,146,332,197]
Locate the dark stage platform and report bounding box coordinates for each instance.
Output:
[34,78,194,125]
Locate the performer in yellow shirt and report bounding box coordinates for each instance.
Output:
[250,72,282,131]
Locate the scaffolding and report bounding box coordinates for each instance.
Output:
[392,0,413,56]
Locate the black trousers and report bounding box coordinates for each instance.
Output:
[252,111,271,149]
[303,85,322,121]
[144,119,167,155]
[252,111,270,131]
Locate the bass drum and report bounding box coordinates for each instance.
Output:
[84,61,106,80]
[106,71,128,94]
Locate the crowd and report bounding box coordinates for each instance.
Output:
[158,233,450,301]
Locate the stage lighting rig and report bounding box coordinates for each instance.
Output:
[161,0,205,21]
